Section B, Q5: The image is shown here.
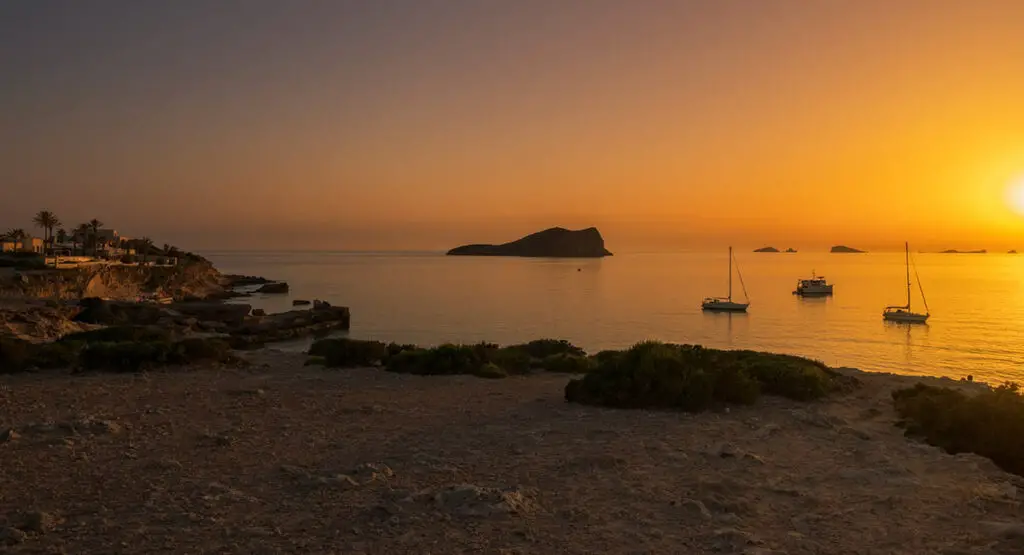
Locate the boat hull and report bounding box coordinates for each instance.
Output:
[795,285,833,296]
[702,301,749,312]
[883,310,929,323]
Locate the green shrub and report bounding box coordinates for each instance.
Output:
[893,382,1024,476]
[308,338,388,368]
[729,351,835,401]
[385,342,418,358]
[80,341,174,372]
[540,353,596,374]
[473,362,507,379]
[172,338,232,363]
[30,340,83,369]
[79,338,233,373]
[565,342,844,412]
[506,339,585,359]
[384,342,522,377]
[491,347,533,374]
[60,326,172,344]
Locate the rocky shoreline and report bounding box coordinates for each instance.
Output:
[1,356,1022,554]
[1,263,351,368]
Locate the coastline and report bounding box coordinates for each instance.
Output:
[1,353,1022,553]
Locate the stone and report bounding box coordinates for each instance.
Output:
[708,527,761,551]
[417,484,537,517]
[252,308,266,317]
[313,299,332,309]
[19,511,58,534]
[679,498,713,520]
[255,282,289,294]
[0,526,27,545]
[0,428,19,443]
[293,299,311,306]
[169,301,252,327]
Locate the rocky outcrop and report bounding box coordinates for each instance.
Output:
[447,227,612,258]
[255,282,289,294]
[0,262,224,301]
[229,305,350,347]
[221,274,273,287]
[169,301,252,327]
[831,245,866,254]
[754,247,780,253]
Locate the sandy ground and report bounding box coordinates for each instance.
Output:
[1,351,1023,555]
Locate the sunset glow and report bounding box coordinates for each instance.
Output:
[2,1,1024,251]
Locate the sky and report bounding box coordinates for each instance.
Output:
[2,0,1023,252]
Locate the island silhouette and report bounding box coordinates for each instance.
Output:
[831,245,867,253]
[447,227,612,258]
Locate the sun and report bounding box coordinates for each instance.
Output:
[1008,176,1024,216]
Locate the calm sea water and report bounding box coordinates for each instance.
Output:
[206,251,1024,383]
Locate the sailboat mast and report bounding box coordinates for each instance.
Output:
[728,247,733,301]
[905,242,911,309]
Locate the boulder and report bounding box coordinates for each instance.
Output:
[447,227,612,258]
[73,298,166,325]
[256,282,289,294]
[168,301,252,327]
[293,299,311,306]
[252,308,266,317]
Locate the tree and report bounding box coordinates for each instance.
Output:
[4,229,26,241]
[56,228,67,245]
[32,210,61,259]
[88,219,103,255]
[73,223,90,256]
[139,236,154,264]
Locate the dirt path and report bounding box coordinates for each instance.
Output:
[1,351,1022,554]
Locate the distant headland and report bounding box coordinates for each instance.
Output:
[447,227,612,258]
[940,249,987,254]
[830,245,866,253]
[753,247,797,253]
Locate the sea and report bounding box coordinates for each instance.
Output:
[205,250,1024,384]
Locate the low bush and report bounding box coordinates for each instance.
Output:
[308,338,388,368]
[564,341,844,412]
[59,326,172,344]
[506,339,585,359]
[474,362,507,379]
[540,353,596,374]
[893,382,1024,476]
[1,337,84,372]
[384,342,524,377]
[79,338,233,373]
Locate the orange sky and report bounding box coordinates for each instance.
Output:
[1,0,1023,252]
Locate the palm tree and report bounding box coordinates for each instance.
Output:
[73,223,90,255]
[88,219,103,255]
[139,236,154,264]
[32,210,61,258]
[4,228,26,242]
[56,228,67,245]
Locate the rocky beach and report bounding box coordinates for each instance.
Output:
[2,260,1024,554]
[1,353,1023,554]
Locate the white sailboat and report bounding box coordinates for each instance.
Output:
[702,247,750,312]
[883,242,930,323]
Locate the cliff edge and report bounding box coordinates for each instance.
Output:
[447,227,613,258]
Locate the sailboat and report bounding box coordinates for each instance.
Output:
[883,242,930,323]
[702,247,750,312]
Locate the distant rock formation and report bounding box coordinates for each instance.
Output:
[256,282,289,294]
[1010,250,1018,254]
[831,245,866,254]
[754,247,780,253]
[447,227,612,258]
[785,248,798,253]
[940,249,987,254]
